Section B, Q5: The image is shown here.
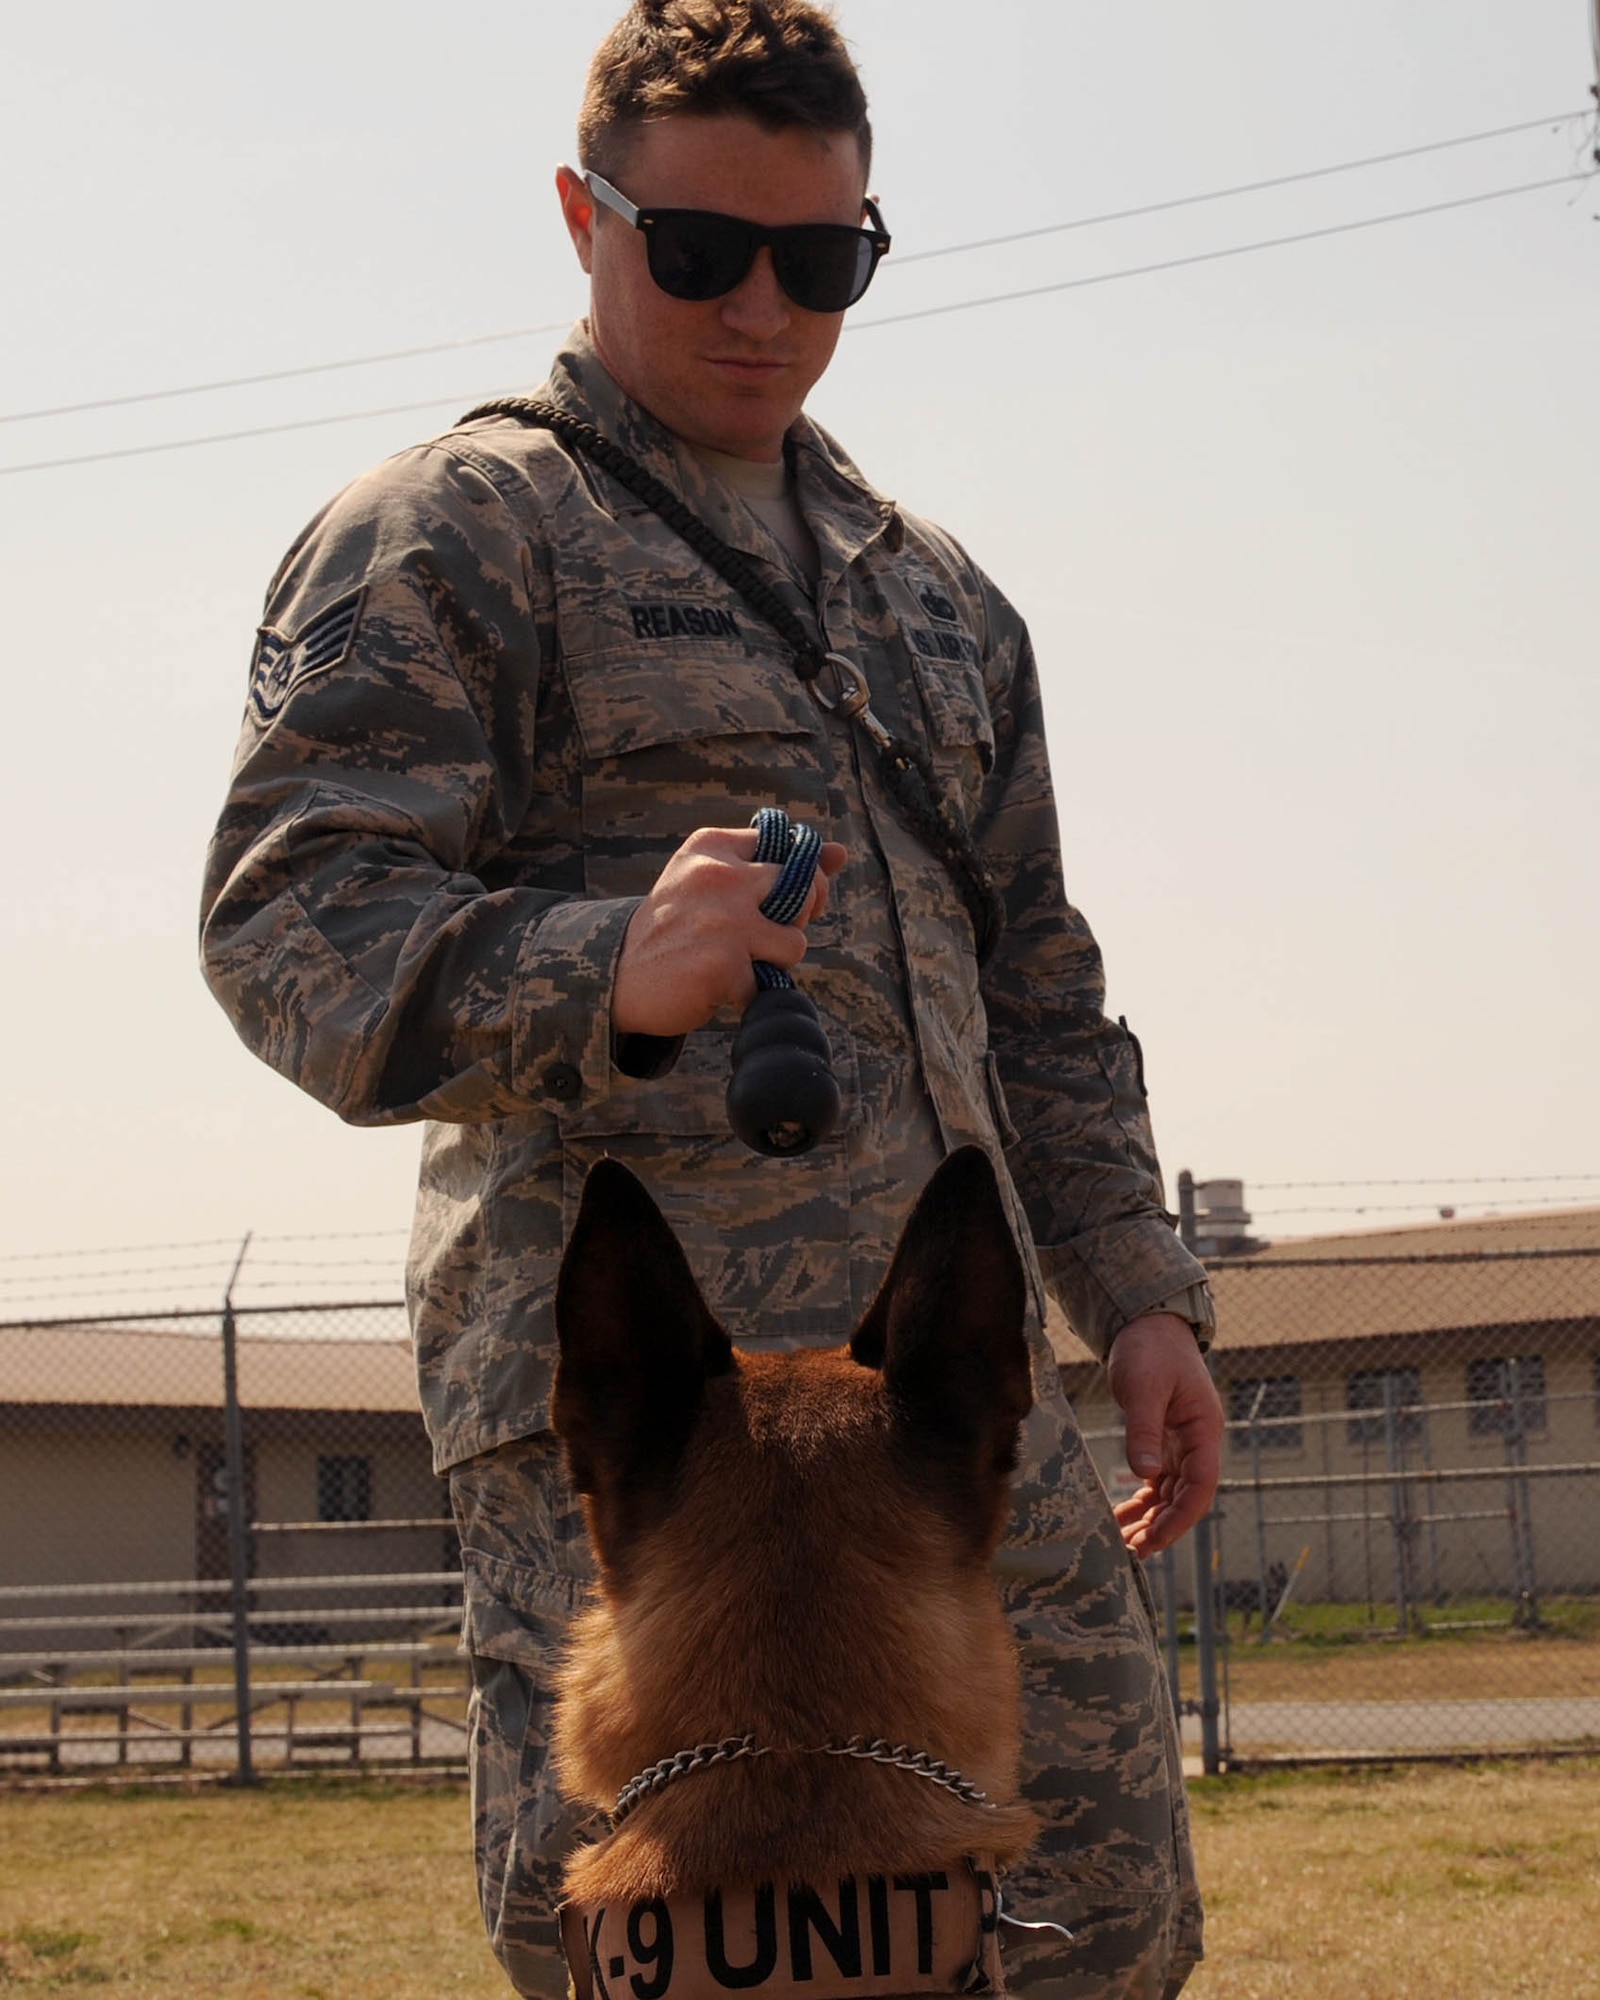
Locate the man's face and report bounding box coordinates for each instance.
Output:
[558,114,869,462]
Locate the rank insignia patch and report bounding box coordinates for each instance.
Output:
[248,587,365,723]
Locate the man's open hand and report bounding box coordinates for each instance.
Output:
[612,826,847,1039]
[1106,1311,1223,1557]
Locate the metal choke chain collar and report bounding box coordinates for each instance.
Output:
[610,1732,996,1829]
[459,396,1005,966]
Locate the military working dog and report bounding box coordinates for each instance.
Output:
[549,1146,1040,1998]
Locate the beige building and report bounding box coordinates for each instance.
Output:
[0,1319,451,1652]
[1057,1206,1600,1609]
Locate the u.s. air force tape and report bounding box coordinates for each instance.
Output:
[560,1860,1003,2000]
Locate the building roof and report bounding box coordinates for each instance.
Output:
[1242,1204,1600,1262]
[0,1319,419,1413]
[1048,1206,1600,1370]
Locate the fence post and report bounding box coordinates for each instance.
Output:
[1246,1382,1271,1627]
[1505,1359,1540,1628]
[1179,1171,1223,1774]
[1383,1375,1413,1635]
[221,1236,256,1786]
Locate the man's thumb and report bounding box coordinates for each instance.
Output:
[1125,1425,1163,1480]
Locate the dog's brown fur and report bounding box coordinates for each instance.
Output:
[551,1147,1039,1908]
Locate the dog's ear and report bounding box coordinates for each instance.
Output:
[554,1159,734,1521]
[850,1148,1033,1510]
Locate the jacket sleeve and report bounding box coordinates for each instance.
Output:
[199,441,644,1127]
[971,591,1212,1360]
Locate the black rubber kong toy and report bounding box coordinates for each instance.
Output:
[725,807,843,1157]
[726,985,842,1157]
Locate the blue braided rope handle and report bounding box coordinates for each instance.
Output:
[750,807,823,992]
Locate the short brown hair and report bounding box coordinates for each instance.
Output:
[579,0,872,184]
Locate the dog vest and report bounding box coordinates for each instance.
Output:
[561,1857,1005,2000]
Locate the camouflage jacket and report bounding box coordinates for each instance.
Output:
[200,328,1211,1471]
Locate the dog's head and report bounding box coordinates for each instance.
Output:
[550,1147,1037,1897]
[553,1144,1033,1583]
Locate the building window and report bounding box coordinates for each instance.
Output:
[1346,1367,1424,1446]
[317,1455,372,1523]
[1466,1356,1547,1438]
[1228,1375,1303,1451]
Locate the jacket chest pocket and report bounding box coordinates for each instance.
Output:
[561,645,830,899]
[872,576,995,819]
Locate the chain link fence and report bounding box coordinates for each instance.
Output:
[0,1299,463,1777]
[1070,1204,1600,1768]
[4,1205,1598,1779]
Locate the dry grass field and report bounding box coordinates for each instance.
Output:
[1185,1759,1600,1999]
[0,1761,1595,1996]
[1184,1630,1600,1706]
[1180,1598,1600,1708]
[0,1779,501,1997]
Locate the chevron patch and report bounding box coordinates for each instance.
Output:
[248,587,365,723]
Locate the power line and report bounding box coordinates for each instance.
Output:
[3,168,1589,481]
[0,391,483,478]
[0,107,1582,431]
[0,320,576,427]
[890,109,1588,266]
[847,172,1593,336]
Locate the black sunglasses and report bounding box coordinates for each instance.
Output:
[584,171,891,313]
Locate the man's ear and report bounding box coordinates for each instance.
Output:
[553,1159,733,1519]
[555,163,596,273]
[850,1147,1033,1501]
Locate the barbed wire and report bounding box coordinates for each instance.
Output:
[1253,1196,1600,1219]
[0,1258,406,1290]
[0,1228,409,1266]
[0,1281,407,1309]
[0,1301,407,1331]
[4,1180,1596,1287]
[1252,1174,1600,1191]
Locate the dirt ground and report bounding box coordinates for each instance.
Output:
[0,1761,1596,1996]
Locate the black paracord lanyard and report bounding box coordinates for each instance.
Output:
[458,396,1005,965]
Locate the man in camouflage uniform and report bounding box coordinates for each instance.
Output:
[200,4,1222,1995]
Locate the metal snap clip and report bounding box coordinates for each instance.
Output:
[805,652,893,750]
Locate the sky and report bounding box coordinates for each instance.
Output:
[2,1,1596,1318]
